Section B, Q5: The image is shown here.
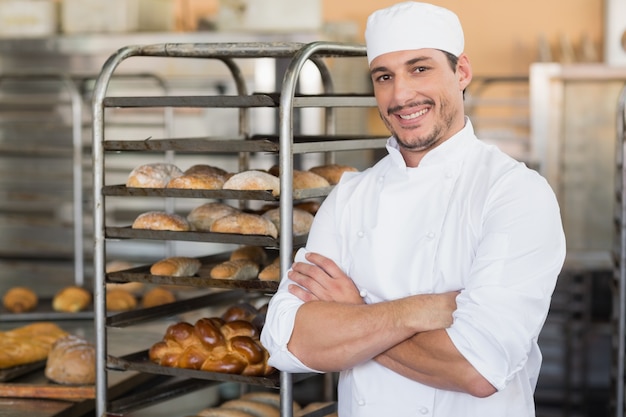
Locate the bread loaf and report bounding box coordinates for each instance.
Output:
[221,303,262,323]
[309,164,358,185]
[166,173,225,190]
[184,164,230,178]
[292,170,330,189]
[210,213,278,239]
[148,318,273,376]
[45,335,96,385]
[239,392,301,413]
[294,200,321,215]
[220,399,280,417]
[126,163,183,188]
[106,289,137,311]
[230,246,268,266]
[296,402,337,417]
[3,286,38,313]
[222,171,280,197]
[261,208,314,236]
[142,287,176,308]
[187,202,240,232]
[132,211,190,231]
[258,259,280,282]
[150,257,202,276]
[0,322,68,369]
[210,260,259,281]
[52,286,92,313]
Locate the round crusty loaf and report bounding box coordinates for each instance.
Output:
[229,246,268,265]
[45,335,96,385]
[309,164,358,185]
[258,259,280,282]
[52,286,92,313]
[210,212,278,239]
[150,257,202,277]
[184,164,229,178]
[220,399,280,417]
[187,202,240,232]
[292,170,330,189]
[3,287,38,313]
[261,208,314,236]
[132,211,191,231]
[222,170,280,197]
[166,173,225,190]
[126,163,183,188]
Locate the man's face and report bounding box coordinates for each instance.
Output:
[369,48,472,166]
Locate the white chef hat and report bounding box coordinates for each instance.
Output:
[365,2,465,65]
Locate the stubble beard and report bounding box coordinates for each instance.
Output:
[382,99,456,152]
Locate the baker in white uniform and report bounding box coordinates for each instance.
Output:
[261,2,566,416]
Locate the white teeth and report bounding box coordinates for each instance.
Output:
[399,108,428,120]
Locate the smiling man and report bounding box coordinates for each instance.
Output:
[261,2,566,416]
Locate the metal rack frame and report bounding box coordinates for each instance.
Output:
[91,41,380,417]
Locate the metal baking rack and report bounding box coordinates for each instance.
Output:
[92,41,383,417]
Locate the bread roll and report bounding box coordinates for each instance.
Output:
[142,287,176,308]
[221,303,261,323]
[0,322,68,369]
[150,257,202,276]
[210,213,278,239]
[166,173,225,190]
[3,287,38,313]
[106,289,137,311]
[222,171,280,197]
[220,399,280,417]
[294,200,321,215]
[187,202,240,232]
[261,208,314,236]
[132,211,190,231]
[230,246,268,266]
[309,164,358,185]
[45,335,96,385]
[149,318,273,376]
[210,260,259,281]
[292,170,330,189]
[52,286,92,313]
[126,163,183,188]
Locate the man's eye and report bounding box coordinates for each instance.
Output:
[413,66,427,73]
[375,74,391,82]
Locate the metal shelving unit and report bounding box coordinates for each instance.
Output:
[91,41,383,417]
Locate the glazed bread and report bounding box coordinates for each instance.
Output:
[187,202,240,232]
[52,286,92,313]
[126,163,183,188]
[210,212,278,239]
[261,207,314,236]
[148,318,273,376]
[45,335,96,385]
[220,303,263,323]
[3,286,38,313]
[309,164,358,185]
[150,257,202,276]
[106,289,137,311]
[132,211,191,231]
[0,322,68,369]
[222,170,280,197]
[210,259,259,281]
[142,287,176,308]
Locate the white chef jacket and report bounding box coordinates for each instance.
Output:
[261,119,566,417]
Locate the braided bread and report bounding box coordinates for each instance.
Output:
[148,318,273,376]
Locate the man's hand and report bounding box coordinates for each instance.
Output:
[288,251,364,305]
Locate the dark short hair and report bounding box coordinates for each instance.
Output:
[442,50,459,72]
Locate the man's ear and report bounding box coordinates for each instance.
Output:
[457,53,473,91]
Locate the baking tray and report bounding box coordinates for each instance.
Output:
[0,361,46,383]
[108,350,313,389]
[0,300,93,323]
